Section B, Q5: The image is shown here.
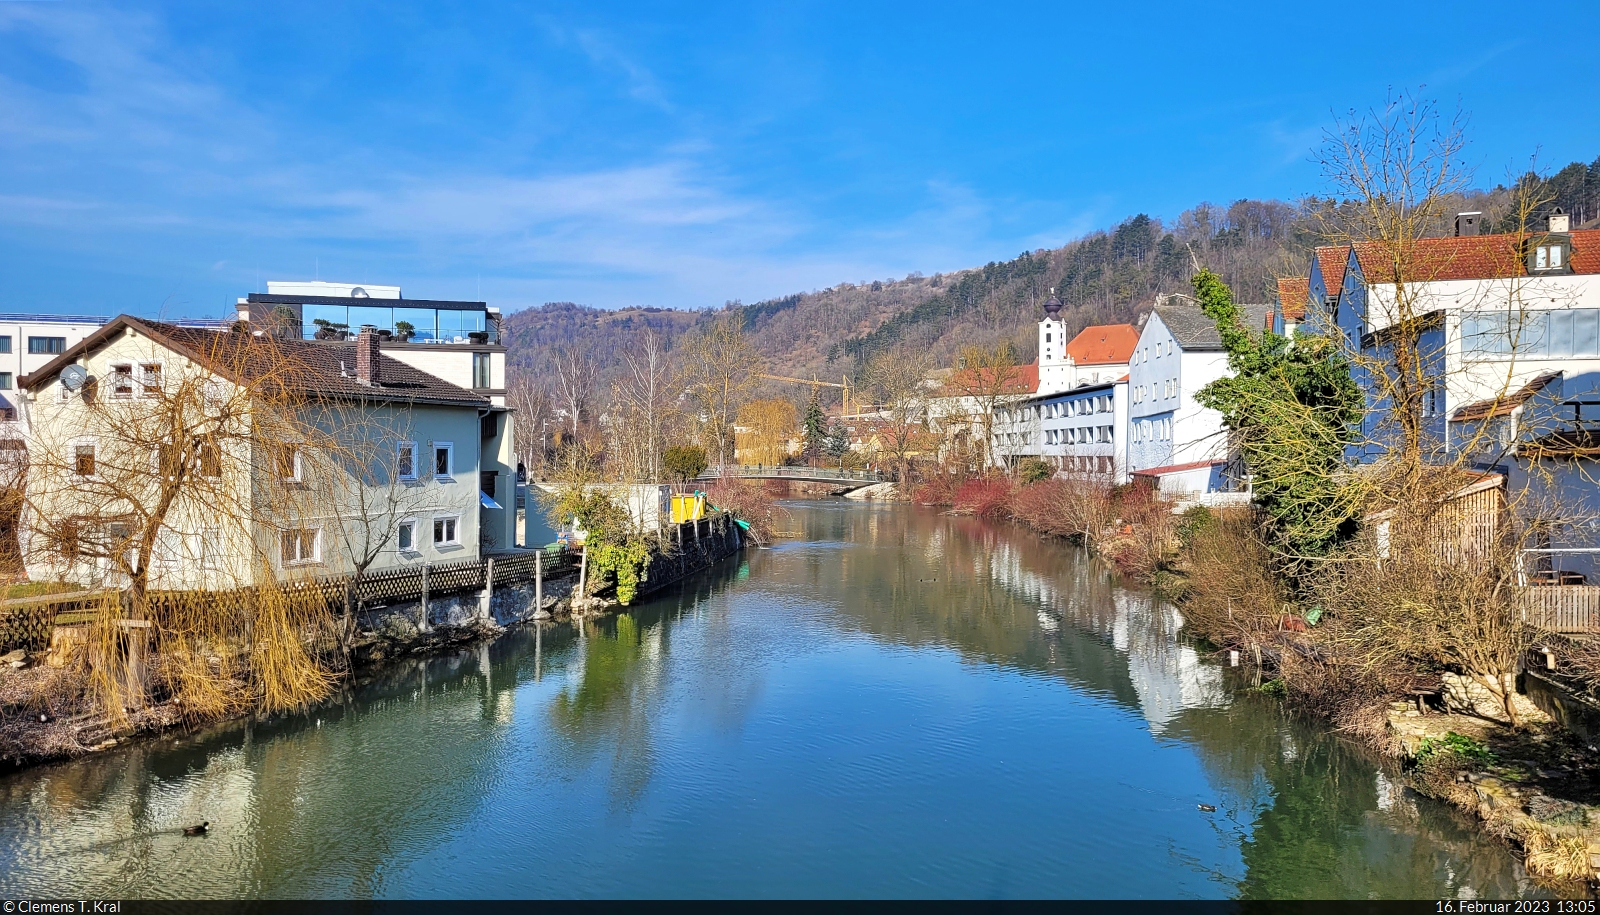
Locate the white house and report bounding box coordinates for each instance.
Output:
[18,318,517,590]
[1126,297,1269,495]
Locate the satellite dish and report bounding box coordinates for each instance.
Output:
[350,287,369,298]
[61,365,89,391]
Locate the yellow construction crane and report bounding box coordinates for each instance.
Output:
[757,373,853,414]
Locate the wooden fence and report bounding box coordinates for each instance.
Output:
[1520,585,1600,634]
[0,545,578,653]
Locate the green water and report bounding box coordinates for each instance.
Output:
[0,502,1537,898]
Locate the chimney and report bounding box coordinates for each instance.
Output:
[355,325,381,385]
[1549,207,1571,234]
[1454,212,1482,237]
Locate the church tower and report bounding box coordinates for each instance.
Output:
[1037,293,1074,395]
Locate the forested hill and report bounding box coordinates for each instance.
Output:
[501,155,1600,394]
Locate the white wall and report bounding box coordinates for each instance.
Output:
[1126,312,1229,471]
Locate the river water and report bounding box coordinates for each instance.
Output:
[0,502,1538,899]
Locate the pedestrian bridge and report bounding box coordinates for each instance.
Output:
[695,465,885,487]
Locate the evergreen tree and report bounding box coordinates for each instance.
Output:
[824,421,850,469]
[802,392,827,464]
[1191,269,1364,580]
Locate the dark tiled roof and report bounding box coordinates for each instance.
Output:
[1450,371,1563,422]
[1152,303,1271,352]
[23,316,490,408]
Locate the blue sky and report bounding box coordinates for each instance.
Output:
[1,1,1597,319]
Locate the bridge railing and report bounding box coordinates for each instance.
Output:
[697,464,883,483]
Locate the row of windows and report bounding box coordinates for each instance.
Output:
[1044,395,1112,418]
[299,305,490,344]
[1135,340,1174,364]
[1132,418,1172,443]
[69,439,459,485]
[1132,379,1178,404]
[1461,310,1600,359]
[1044,426,1113,446]
[279,513,462,568]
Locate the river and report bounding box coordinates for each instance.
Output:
[0,501,1538,898]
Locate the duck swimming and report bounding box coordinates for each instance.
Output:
[183,822,209,836]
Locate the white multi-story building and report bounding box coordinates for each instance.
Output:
[1035,378,1129,482]
[1126,297,1268,494]
[0,314,111,423]
[237,280,507,407]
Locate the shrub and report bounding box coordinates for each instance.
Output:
[1010,478,1112,542]
[952,476,1014,519]
[1416,731,1495,764]
[663,445,708,482]
[705,475,781,544]
[1015,458,1053,484]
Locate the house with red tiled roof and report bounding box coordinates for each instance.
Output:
[1310,210,1600,462]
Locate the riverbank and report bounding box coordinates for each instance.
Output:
[911,473,1600,891]
[0,515,745,775]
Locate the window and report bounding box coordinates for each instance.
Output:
[28,336,65,355]
[275,443,302,481]
[397,518,417,553]
[433,441,453,479]
[139,363,162,397]
[472,353,492,389]
[110,363,134,398]
[0,336,11,354]
[0,373,11,390]
[1535,244,1565,271]
[397,441,417,480]
[280,528,320,566]
[480,470,497,497]
[432,515,459,546]
[200,529,222,573]
[196,437,221,478]
[74,443,95,477]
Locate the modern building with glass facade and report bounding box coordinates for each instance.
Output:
[236,280,506,407]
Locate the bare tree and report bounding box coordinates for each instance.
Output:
[863,349,932,482]
[549,343,597,443]
[945,343,1028,470]
[611,330,678,483]
[682,316,762,467]
[506,374,553,476]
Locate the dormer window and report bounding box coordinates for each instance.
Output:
[1529,236,1571,274]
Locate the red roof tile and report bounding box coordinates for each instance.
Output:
[939,361,1038,397]
[1276,277,1311,321]
[1351,229,1600,283]
[1314,247,1349,297]
[1064,323,1139,366]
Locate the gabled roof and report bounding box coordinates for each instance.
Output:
[937,361,1038,397]
[1349,229,1600,283]
[21,316,490,408]
[1313,246,1350,297]
[1150,303,1272,352]
[1276,277,1311,321]
[1450,371,1563,422]
[1064,324,1139,365]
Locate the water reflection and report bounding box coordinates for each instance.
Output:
[0,503,1539,899]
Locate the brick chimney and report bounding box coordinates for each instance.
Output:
[355,325,381,385]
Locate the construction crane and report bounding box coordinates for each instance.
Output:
[757,373,854,415]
